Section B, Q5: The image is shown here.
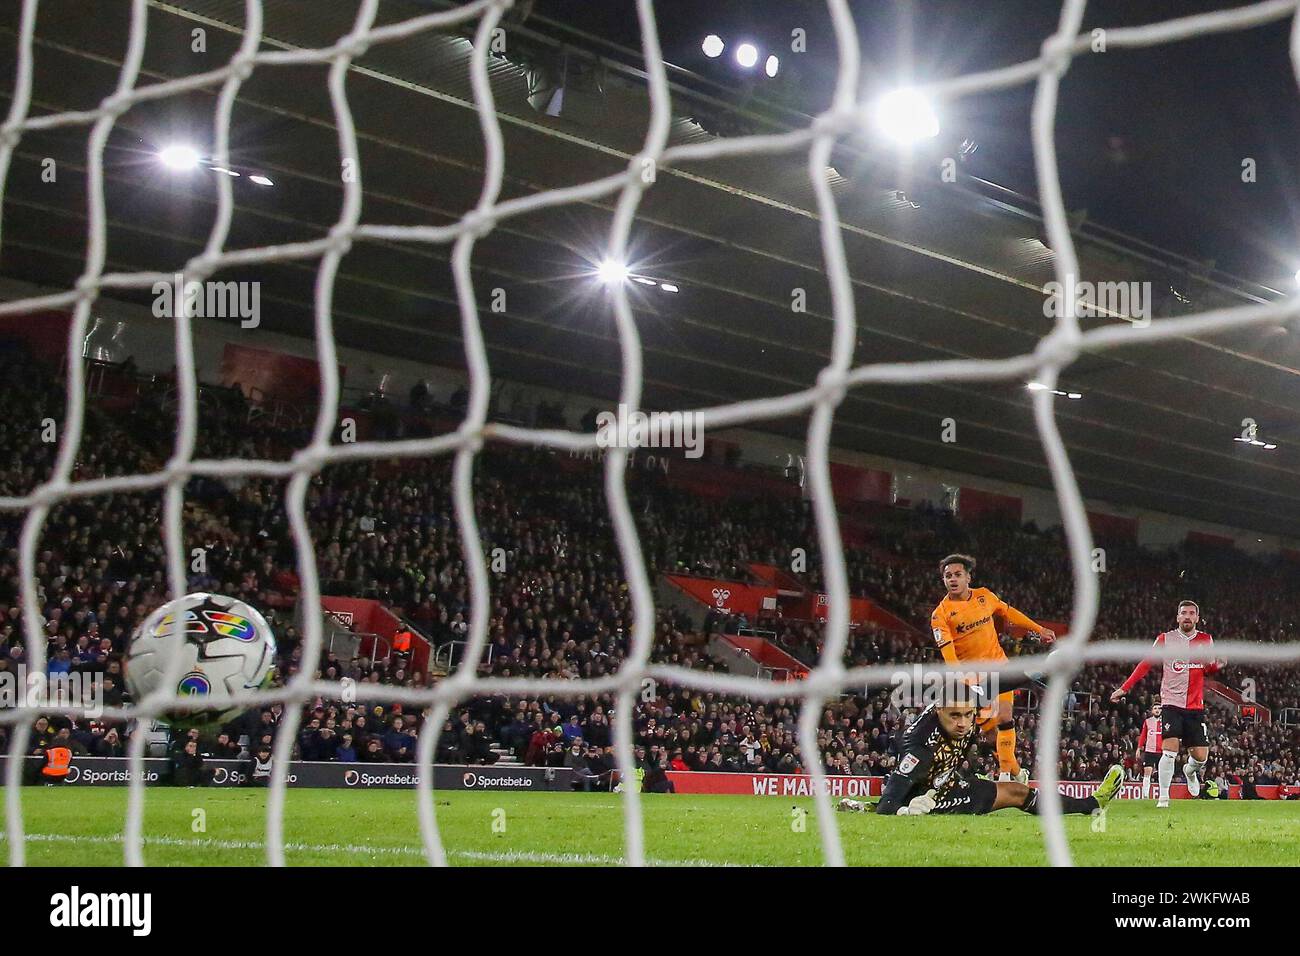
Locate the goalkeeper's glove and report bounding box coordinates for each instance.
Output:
[899,790,937,815]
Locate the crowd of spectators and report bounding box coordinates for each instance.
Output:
[827,506,1300,785]
[0,346,1297,792]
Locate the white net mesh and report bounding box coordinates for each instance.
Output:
[4,0,1300,867]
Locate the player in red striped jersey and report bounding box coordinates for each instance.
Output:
[1136,704,1162,799]
[1110,601,1224,808]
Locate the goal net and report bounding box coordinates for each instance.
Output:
[3,0,1300,868]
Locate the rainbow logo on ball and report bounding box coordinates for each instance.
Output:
[151,610,208,637]
[177,672,211,696]
[203,610,258,641]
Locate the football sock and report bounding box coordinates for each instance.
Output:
[996,724,1019,775]
[1141,770,1152,799]
[1185,755,1205,778]
[1020,789,1098,815]
[1158,751,1176,801]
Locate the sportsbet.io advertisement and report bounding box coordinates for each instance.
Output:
[9,757,1279,798]
[3,757,575,791]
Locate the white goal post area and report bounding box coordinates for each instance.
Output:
[3,0,1300,868]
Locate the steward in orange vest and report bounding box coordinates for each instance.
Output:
[41,746,72,783]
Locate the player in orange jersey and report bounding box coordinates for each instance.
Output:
[930,553,1056,783]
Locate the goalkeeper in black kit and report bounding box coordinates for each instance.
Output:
[838,701,1124,816]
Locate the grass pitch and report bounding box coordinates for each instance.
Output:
[7,788,1299,866]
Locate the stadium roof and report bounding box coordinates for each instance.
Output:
[3,0,1300,537]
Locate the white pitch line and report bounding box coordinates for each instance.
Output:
[2,831,742,867]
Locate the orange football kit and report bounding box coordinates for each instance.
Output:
[930,587,1047,776]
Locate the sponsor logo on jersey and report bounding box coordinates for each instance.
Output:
[898,753,919,775]
[955,614,993,634]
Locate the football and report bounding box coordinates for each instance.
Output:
[124,592,277,729]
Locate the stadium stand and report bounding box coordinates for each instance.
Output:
[0,347,1296,791]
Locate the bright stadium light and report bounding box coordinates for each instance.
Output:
[209,166,240,177]
[765,55,780,78]
[873,88,940,144]
[735,43,758,68]
[1027,381,1081,399]
[660,283,679,293]
[702,34,724,58]
[1294,267,1300,286]
[597,260,629,284]
[248,174,274,186]
[631,275,657,286]
[157,144,201,171]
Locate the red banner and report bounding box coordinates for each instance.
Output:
[321,597,387,636]
[667,771,881,797]
[829,462,893,504]
[789,593,912,632]
[665,460,800,501]
[838,516,871,549]
[222,344,345,404]
[1205,680,1271,724]
[665,773,1268,800]
[721,635,808,678]
[747,563,805,594]
[959,487,1023,522]
[664,576,778,618]
[0,310,72,366]
[1087,510,1138,544]
[1058,780,1189,800]
[320,597,432,673]
[321,596,399,655]
[1187,530,1234,549]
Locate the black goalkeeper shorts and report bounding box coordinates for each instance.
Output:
[930,778,999,815]
[1161,705,1208,748]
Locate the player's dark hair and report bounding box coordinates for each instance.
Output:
[940,679,987,710]
[1178,600,1199,613]
[939,553,975,575]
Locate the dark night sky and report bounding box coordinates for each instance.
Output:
[532,0,1300,287]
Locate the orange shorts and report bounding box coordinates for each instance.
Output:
[978,690,1017,731]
